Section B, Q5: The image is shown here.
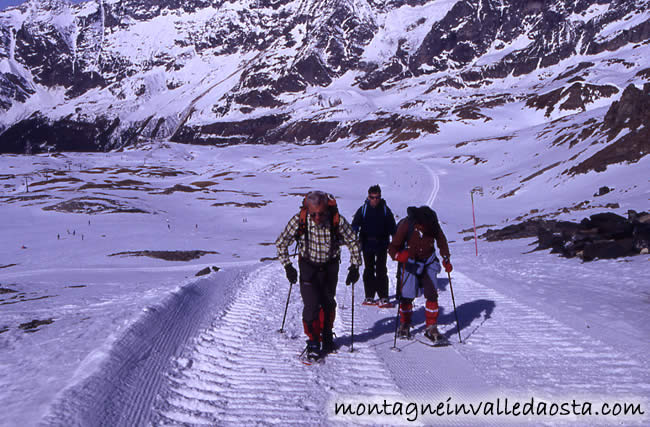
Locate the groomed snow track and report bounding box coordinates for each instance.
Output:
[149,263,403,425]
[42,270,247,427]
[42,260,648,426]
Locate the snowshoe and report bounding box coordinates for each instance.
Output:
[378,298,395,308]
[396,323,411,340]
[307,340,320,359]
[421,325,450,347]
[362,298,378,306]
[300,340,323,365]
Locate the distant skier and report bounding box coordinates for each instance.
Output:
[276,191,362,360]
[388,206,452,344]
[351,185,397,307]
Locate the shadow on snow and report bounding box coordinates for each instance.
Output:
[339,277,495,346]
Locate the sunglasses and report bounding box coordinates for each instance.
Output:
[368,195,381,200]
[309,211,328,219]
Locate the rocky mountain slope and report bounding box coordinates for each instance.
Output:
[0,0,648,165]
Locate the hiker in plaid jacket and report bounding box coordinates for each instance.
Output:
[276,191,362,357]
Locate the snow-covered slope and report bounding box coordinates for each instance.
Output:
[1,0,647,221]
[0,0,648,155]
[0,0,649,424]
[0,140,648,426]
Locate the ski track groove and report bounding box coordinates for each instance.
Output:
[123,299,189,426]
[150,257,647,425]
[450,271,649,395]
[43,278,228,427]
[151,262,404,425]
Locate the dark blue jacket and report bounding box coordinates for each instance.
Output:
[351,199,397,252]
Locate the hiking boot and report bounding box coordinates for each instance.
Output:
[424,325,446,344]
[306,340,320,360]
[362,298,378,306]
[378,298,394,308]
[397,323,410,339]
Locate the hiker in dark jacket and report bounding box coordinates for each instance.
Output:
[351,185,397,307]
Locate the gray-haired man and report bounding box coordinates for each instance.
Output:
[276,191,362,360]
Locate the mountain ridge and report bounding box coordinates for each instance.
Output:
[0,0,648,159]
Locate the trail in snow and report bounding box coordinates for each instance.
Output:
[422,162,440,207]
[149,259,503,425]
[402,157,440,209]
[147,254,648,425]
[42,271,247,427]
[150,262,403,425]
[451,270,650,396]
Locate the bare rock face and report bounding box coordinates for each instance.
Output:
[483,210,650,261]
[526,83,620,117]
[603,83,650,135]
[0,0,648,152]
[0,114,121,154]
[173,114,291,145]
[568,83,650,174]
[0,72,34,110]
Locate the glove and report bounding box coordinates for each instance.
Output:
[345,265,360,286]
[395,250,409,263]
[442,256,453,273]
[284,263,298,284]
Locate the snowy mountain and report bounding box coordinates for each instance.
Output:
[2,2,650,425]
[0,0,648,156]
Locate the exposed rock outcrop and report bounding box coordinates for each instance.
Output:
[483,210,650,261]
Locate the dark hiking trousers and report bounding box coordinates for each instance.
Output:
[299,257,339,339]
[362,249,389,300]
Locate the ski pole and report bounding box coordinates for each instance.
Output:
[391,265,405,351]
[350,281,355,352]
[391,298,400,350]
[447,271,462,343]
[471,191,478,256]
[279,280,294,333]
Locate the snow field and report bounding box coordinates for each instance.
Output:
[150,261,403,425]
[1,139,647,426]
[453,270,649,396]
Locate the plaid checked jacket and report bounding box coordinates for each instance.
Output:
[276,213,362,266]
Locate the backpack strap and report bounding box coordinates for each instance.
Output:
[327,193,340,231]
[297,207,308,237]
[403,206,418,248]
[363,200,388,219]
[407,217,415,244]
[326,193,341,259]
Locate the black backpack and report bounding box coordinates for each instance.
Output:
[404,206,441,246]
